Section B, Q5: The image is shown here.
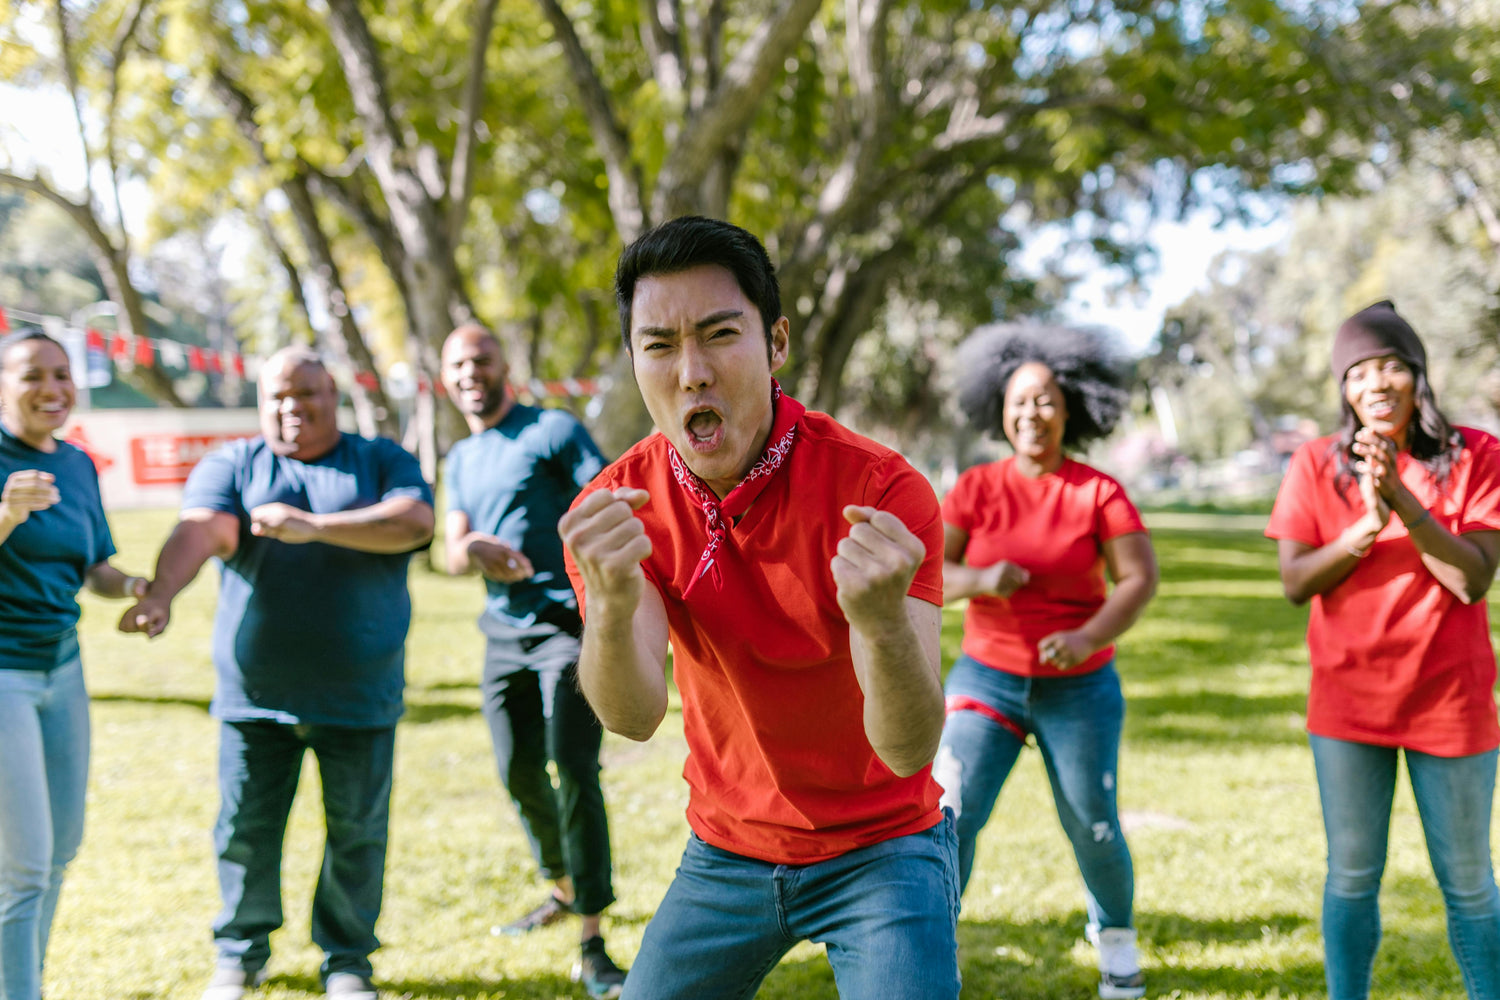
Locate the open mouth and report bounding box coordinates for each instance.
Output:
[1364,399,1395,420]
[684,407,725,453]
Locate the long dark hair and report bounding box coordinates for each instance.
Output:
[1329,365,1462,496]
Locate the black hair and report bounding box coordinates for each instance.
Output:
[614,216,781,359]
[954,322,1127,449]
[0,328,66,373]
[1329,364,1462,495]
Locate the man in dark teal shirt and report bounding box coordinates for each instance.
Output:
[440,324,624,998]
[120,347,433,1000]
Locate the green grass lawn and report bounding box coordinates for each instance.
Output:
[45,511,1498,999]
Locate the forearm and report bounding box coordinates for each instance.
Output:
[1077,576,1156,651]
[943,560,992,602]
[849,608,945,778]
[149,525,223,602]
[1391,498,1497,602]
[446,531,479,574]
[1281,524,1377,604]
[84,563,146,599]
[307,499,435,553]
[577,603,669,741]
[0,508,21,547]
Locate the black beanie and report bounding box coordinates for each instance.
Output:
[1331,301,1427,382]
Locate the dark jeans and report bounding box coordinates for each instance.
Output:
[481,643,614,915]
[212,720,396,981]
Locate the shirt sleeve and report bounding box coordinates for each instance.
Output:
[555,414,606,491]
[82,457,117,566]
[180,442,248,519]
[1456,431,1500,535]
[1265,441,1324,546]
[869,455,944,606]
[443,446,467,518]
[940,467,979,533]
[1095,475,1147,541]
[376,438,434,505]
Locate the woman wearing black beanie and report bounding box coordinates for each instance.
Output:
[1266,301,1500,1000]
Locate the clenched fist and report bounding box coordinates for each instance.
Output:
[832,506,925,629]
[559,488,651,616]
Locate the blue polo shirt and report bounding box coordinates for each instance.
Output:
[0,427,115,671]
[181,433,432,727]
[444,404,604,640]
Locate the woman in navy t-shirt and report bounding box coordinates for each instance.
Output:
[0,329,148,1000]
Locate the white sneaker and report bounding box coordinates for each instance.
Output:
[1095,927,1146,999]
[201,965,268,1000]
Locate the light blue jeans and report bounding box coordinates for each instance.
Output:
[1311,735,1500,1000]
[934,654,1135,932]
[621,814,960,999]
[0,660,90,1000]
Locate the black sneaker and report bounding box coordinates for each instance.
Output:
[571,935,626,999]
[497,894,570,936]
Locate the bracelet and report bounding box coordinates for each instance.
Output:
[1343,543,1371,559]
[1402,508,1432,530]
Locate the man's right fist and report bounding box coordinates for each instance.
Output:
[560,488,652,610]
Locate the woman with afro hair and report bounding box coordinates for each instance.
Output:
[1267,301,1500,1000]
[933,322,1157,1000]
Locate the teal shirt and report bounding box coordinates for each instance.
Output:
[0,427,115,670]
[444,405,604,636]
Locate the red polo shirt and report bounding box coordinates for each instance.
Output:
[565,411,945,864]
[1266,428,1500,756]
[942,457,1147,677]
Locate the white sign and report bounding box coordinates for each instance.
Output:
[60,409,262,510]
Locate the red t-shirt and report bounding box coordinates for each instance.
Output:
[1266,428,1500,756]
[941,457,1147,677]
[565,411,946,864]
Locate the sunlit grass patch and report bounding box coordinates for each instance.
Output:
[40,515,1495,998]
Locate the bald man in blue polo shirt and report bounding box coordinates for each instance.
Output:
[120,347,434,1000]
[439,324,624,998]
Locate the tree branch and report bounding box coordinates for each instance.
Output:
[533,0,649,239]
[446,0,501,247]
[651,0,823,220]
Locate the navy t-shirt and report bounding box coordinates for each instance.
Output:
[181,433,432,727]
[0,427,115,671]
[445,405,604,637]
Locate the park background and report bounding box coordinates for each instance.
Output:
[4,0,1500,996]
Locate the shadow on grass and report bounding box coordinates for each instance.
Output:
[1124,689,1309,747]
[90,692,212,713]
[401,700,480,724]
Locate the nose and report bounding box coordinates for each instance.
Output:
[677,339,714,391]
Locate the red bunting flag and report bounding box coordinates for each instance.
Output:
[206,351,223,375]
[0,307,9,333]
[85,327,105,351]
[188,346,206,372]
[230,353,246,378]
[109,335,130,362]
[134,336,155,367]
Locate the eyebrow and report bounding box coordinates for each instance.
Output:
[636,309,746,339]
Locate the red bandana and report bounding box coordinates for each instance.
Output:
[669,380,805,597]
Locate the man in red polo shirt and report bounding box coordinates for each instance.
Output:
[560,217,958,999]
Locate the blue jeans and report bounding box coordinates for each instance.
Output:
[481,646,614,915]
[934,654,1135,932]
[212,720,396,982]
[1311,735,1500,1000]
[622,816,960,999]
[0,660,90,1000]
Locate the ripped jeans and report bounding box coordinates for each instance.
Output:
[933,654,1134,932]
